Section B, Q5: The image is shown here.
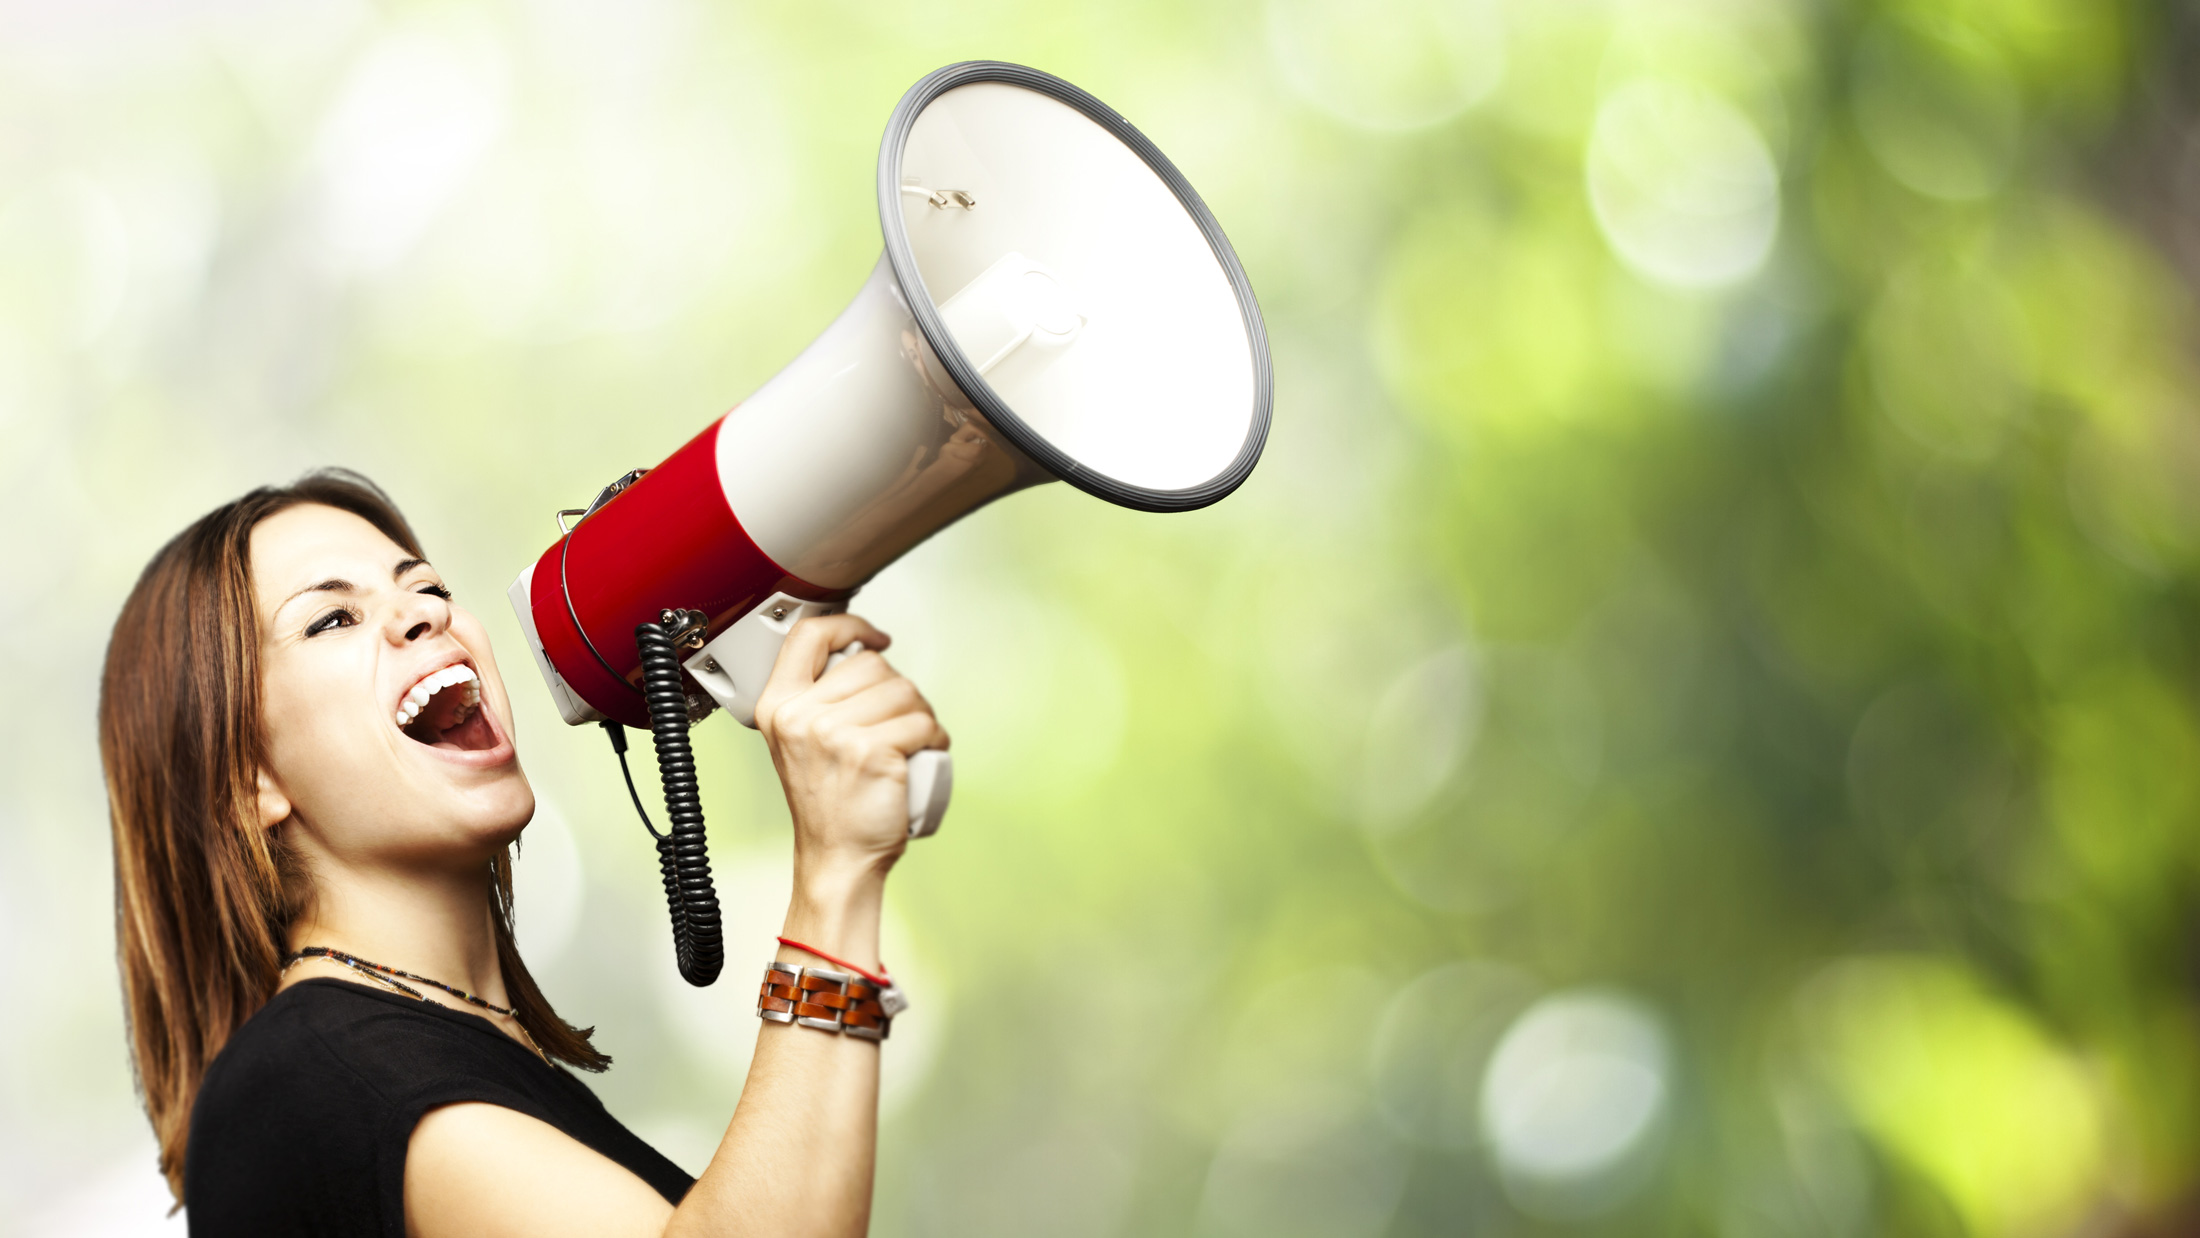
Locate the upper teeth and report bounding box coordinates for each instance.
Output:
[396,664,480,727]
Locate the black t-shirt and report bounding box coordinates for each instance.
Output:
[184,977,692,1236]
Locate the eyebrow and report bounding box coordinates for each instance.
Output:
[276,557,433,615]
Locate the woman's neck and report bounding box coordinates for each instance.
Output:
[285,860,508,1007]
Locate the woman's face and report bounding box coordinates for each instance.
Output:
[251,503,532,869]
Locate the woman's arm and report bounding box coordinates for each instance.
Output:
[406,615,942,1238]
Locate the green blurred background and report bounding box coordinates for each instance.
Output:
[6,0,2198,1234]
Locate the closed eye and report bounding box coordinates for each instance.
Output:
[418,582,453,601]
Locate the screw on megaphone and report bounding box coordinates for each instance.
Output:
[900,183,975,209]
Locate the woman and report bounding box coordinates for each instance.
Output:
[100,469,943,1236]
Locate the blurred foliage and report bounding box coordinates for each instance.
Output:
[3,0,2199,1235]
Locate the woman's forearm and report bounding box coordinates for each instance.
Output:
[666,862,889,1238]
[662,613,931,1236]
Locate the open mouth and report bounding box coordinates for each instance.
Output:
[395,663,498,752]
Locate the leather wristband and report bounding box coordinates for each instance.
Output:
[756,962,893,1040]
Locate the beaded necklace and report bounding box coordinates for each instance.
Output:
[283,946,550,1064]
[283,945,516,1017]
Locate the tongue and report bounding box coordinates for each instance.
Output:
[429,703,496,752]
[404,684,492,751]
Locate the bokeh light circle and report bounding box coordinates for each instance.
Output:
[1864,259,2034,460]
[1587,79,1779,290]
[1358,645,1480,832]
[1368,647,1603,913]
[1481,989,1672,1217]
[1852,17,2021,202]
[1266,0,1505,131]
[1369,960,1537,1149]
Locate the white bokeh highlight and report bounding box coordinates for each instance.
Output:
[1266,0,1505,131]
[1481,988,1672,1218]
[1588,80,1779,290]
[1369,960,1536,1149]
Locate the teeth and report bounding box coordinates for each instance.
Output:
[394,664,478,731]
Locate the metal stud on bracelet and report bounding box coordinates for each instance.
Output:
[755,962,893,1040]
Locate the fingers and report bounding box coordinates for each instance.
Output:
[756,614,947,759]
[867,709,951,757]
[773,664,940,743]
[811,649,898,703]
[779,613,891,685]
[757,614,888,731]
[826,673,932,728]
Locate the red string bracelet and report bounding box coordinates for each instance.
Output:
[776,937,892,989]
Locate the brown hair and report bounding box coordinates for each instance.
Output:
[99,468,607,1206]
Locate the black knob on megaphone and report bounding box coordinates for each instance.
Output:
[508,61,1272,984]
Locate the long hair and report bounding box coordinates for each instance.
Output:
[99,468,607,1207]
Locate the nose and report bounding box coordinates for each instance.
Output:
[388,589,451,645]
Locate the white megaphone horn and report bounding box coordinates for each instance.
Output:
[508,62,1273,986]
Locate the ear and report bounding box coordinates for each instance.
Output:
[254,768,292,832]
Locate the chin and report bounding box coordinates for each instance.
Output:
[456,769,536,854]
[382,761,534,867]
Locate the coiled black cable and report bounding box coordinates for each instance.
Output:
[627,620,723,987]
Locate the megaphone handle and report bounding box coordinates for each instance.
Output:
[905,749,952,840]
[826,642,952,839]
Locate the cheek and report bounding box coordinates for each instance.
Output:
[259,652,379,791]
[452,614,517,716]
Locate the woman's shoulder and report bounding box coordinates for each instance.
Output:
[186,980,442,1231]
[202,978,546,1108]
[186,978,587,1230]
[198,979,376,1104]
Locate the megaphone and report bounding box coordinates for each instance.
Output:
[507,62,1272,986]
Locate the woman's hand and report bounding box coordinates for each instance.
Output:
[753,614,947,961]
